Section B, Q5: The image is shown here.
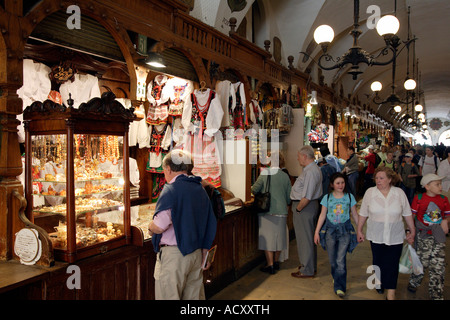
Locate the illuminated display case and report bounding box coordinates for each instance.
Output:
[23,92,136,263]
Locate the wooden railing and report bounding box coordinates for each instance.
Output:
[173,10,234,59]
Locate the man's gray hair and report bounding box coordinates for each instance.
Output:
[162,150,193,173]
[298,145,315,159]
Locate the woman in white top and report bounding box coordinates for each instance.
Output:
[437,147,450,199]
[357,166,416,300]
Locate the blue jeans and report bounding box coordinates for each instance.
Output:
[347,172,359,198]
[326,229,350,292]
[401,183,415,205]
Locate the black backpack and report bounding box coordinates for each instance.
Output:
[204,185,225,220]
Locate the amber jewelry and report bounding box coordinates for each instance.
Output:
[76,134,81,159]
[111,136,119,165]
[99,136,106,163]
[106,136,112,162]
[43,136,48,162]
[57,134,63,164]
[85,135,92,161]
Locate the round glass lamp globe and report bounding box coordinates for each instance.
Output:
[404,79,416,91]
[371,81,382,92]
[314,25,334,44]
[415,104,423,112]
[376,15,400,36]
[394,105,402,113]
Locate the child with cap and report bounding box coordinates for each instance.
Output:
[399,152,419,204]
[407,173,450,300]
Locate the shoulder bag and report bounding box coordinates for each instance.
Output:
[254,174,271,212]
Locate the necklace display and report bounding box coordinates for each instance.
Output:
[32,134,122,182]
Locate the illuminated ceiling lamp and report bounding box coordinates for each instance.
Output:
[371,5,416,116]
[301,0,402,80]
[145,52,166,68]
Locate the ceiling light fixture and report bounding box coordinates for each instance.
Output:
[372,5,416,121]
[145,52,166,68]
[301,0,403,80]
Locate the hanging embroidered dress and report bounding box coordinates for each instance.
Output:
[146,75,170,125]
[146,123,172,173]
[165,77,193,117]
[181,89,224,188]
[231,82,246,130]
[249,99,263,128]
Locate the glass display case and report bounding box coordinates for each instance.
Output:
[23,92,137,262]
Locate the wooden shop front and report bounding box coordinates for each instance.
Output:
[0,0,348,299]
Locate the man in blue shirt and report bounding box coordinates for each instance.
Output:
[149,150,217,300]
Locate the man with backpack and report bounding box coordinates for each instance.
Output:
[419,146,440,176]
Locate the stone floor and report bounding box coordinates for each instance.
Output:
[210,232,450,301]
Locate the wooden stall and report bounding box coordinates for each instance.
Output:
[0,0,353,300]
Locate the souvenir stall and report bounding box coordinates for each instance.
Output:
[1,0,349,301]
[305,102,335,160]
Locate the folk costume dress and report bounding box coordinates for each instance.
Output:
[249,99,263,128]
[146,123,172,202]
[146,75,170,125]
[215,80,246,130]
[231,82,246,130]
[181,88,224,188]
[165,77,193,117]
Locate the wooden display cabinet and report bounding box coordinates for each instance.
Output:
[23,92,137,263]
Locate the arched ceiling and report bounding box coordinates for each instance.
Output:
[189,0,450,135]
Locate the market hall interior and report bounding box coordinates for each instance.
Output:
[0,0,449,300]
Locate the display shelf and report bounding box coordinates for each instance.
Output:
[33,177,122,183]
[23,92,136,263]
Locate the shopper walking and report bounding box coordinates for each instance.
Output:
[358,145,376,193]
[149,150,217,300]
[314,172,359,297]
[419,146,440,176]
[407,174,450,300]
[251,152,292,274]
[320,145,341,172]
[290,145,322,278]
[379,150,396,171]
[399,152,419,204]
[343,146,359,199]
[437,147,450,200]
[357,166,415,300]
[317,157,337,201]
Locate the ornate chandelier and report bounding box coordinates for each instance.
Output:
[301,0,405,80]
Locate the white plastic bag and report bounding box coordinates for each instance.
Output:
[410,245,424,275]
[399,244,423,275]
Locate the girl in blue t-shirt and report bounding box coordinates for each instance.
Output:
[314,172,359,298]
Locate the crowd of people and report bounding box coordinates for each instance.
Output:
[144,143,449,301]
[252,143,450,300]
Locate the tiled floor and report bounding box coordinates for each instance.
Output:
[210,231,450,300]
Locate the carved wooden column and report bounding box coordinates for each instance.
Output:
[0,1,26,260]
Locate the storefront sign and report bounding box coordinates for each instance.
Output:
[14,228,42,265]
